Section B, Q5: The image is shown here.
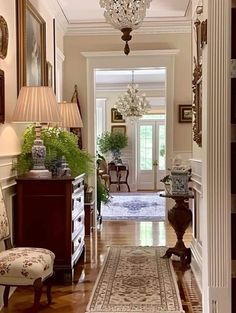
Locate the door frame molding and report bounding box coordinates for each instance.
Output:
[82,49,178,192]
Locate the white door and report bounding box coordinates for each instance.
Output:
[137,119,166,190]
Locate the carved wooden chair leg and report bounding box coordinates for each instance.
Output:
[3,285,10,307]
[33,278,43,311]
[46,274,54,304]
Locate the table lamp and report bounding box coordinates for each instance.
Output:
[12,86,61,178]
[59,101,83,128]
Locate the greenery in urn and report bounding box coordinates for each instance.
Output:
[97,131,128,160]
[14,125,94,177]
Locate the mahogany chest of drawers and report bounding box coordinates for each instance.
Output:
[15,174,85,283]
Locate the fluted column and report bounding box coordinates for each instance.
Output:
[202,0,231,312]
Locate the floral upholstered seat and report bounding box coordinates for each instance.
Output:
[0,187,55,310]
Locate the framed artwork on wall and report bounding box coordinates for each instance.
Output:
[0,69,5,123]
[111,108,125,123]
[0,16,8,59]
[16,0,46,92]
[178,105,192,123]
[111,125,126,135]
[46,61,53,88]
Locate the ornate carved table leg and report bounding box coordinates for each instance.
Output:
[162,196,192,265]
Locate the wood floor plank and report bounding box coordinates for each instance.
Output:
[0,221,201,312]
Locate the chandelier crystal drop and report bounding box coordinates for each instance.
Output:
[99,0,152,55]
[114,72,150,122]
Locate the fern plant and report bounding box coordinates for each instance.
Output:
[14,125,94,177]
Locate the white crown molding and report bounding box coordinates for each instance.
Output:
[81,49,180,58]
[66,19,191,36]
[42,0,68,34]
[96,82,165,92]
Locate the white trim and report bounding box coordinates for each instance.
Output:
[66,19,191,36]
[81,49,180,58]
[56,47,65,63]
[0,153,20,159]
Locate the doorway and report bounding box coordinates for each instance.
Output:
[137,115,166,190]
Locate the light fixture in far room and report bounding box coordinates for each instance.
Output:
[114,70,150,123]
[99,0,152,55]
[12,86,61,178]
[58,101,83,128]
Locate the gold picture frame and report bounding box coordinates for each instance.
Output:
[179,105,192,123]
[111,108,125,123]
[16,0,46,92]
[0,16,8,59]
[0,69,5,123]
[111,125,126,135]
[46,61,53,88]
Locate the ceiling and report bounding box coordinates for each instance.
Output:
[57,0,191,24]
[54,1,191,88]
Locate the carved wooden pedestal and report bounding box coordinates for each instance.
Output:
[160,192,194,265]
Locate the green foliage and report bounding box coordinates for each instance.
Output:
[97,178,110,205]
[97,131,128,154]
[14,125,94,177]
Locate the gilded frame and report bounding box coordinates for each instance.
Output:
[111,108,125,123]
[46,61,53,88]
[16,0,46,92]
[111,125,126,135]
[179,105,192,123]
[192,60,202,147]
[0,16,8,59]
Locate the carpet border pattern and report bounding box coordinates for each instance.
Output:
[86,246,184,313]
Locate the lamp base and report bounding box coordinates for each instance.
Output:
[27,169,52,179]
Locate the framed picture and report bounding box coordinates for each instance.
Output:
[0,16,8,59]
[111,108,125,123]
[111,125,126,135]
[179,105,192,123]
[0,69,5,123]
[194,18,202,65]
[46,61,53,87]
[16,0,46,92]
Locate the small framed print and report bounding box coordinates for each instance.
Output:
[111,125,126,135]
[111,108,125,123]
[46,61,53,87]
[179,105,192,123]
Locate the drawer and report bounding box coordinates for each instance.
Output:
[72,192,84,213]
[72,230,84,254]
[72,212,84,236]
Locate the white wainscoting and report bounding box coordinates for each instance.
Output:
[189,158,202,290]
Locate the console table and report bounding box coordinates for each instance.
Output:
[160,192,194,265]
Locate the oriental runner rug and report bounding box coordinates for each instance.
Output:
[101,193,165,221]
[86,246,184,313]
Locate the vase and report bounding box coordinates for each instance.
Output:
[111,149,121,163]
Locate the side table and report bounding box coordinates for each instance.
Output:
[160,192,194,265]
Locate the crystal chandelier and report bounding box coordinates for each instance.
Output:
[99,0,152,55]
[114,71,150,122]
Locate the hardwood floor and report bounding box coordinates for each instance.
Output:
[0,221,202,312]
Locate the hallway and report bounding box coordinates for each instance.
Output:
[2,221,202,313]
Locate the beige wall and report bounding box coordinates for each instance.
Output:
[0,1,64,304]
[64,32,192,155]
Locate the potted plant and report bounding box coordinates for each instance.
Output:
[97,131,128,163]
[14,125,94,177]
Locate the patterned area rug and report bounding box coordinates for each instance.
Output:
[101,193,165,221]
[86,246,184,313]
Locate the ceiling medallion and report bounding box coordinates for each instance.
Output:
[99,0,152,55]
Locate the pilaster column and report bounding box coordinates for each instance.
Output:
[202,0,231,312]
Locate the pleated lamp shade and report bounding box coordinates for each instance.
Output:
[59,102,83,128]
[12,86,61,123]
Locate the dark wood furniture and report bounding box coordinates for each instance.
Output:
[160,192,194,265]
[84,201,95,236]
[15,174,85,283]
[108,163,130,192]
